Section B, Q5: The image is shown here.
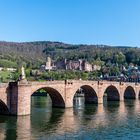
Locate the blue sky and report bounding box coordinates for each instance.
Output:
[0,0,140,46]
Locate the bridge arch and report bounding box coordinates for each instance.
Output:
[32,87,65,108]
[124,86,136,99]
[103,85,120,101]
[73,85,98,104]
[0,100,9,115]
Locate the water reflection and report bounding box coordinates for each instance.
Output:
[0,116,7,140]
[0,96,140,139]
[16,116,31,140]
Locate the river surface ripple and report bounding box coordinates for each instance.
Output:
[0,97,140,140]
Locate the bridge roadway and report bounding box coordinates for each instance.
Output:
[0,80,139,115]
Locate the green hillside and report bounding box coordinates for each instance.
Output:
[0,41,139,69]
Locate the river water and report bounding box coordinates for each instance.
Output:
[0,96,140,140]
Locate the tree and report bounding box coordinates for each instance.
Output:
[114,52,126,64]
[109,66,120,76]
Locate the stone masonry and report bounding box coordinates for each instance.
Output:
[0,80,139,115]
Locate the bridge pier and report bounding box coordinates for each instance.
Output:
[120,94,124,102]
[64,86,74,108]
[16,82,31,115]
[135,91,139,99]
[98,97,103,104]
[135,95,139,100]
[65,100,73,108]
[9,81,32,115]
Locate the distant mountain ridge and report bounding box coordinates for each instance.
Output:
[0,41,139,68]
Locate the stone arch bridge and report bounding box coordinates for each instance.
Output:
[0,80,140,115]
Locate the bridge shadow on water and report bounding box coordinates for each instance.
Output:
[31,96,65,134]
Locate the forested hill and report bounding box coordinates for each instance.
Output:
[0,41,139,68]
